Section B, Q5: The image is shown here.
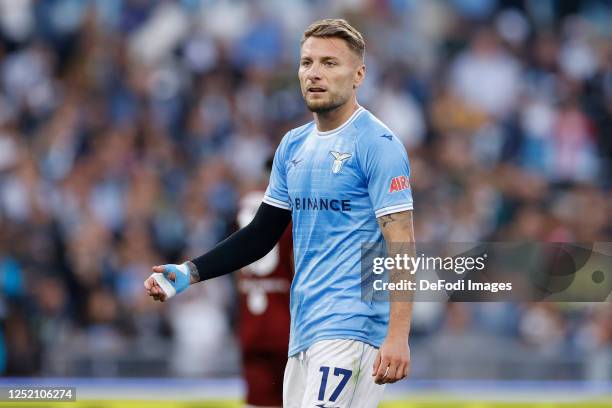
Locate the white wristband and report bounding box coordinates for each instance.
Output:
[151,272,177,299]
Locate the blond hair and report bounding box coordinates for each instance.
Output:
[301,19,365,60]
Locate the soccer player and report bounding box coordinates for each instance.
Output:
[144,19,415,407]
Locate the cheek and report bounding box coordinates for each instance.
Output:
[298,68,308,82]
[336,74,354,94]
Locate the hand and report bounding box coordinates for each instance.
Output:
[143,266,172,302]
[144,263,198,302]
[372,335,410,385]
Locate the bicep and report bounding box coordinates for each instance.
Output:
[250,202,292,239]
[264,134,291,209]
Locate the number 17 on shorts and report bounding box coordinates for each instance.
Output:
[283,339,386,408]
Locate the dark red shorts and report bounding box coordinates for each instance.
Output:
[243,351,287,406]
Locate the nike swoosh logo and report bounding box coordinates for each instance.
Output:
[316,404,339,408]
[290,158,303,167]
[380,134,393,141]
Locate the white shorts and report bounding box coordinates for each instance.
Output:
[283,339,386,408]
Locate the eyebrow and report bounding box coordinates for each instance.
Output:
[300,56,340,62]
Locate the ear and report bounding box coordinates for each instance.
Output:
[353,63,366,90]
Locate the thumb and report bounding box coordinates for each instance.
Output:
[372,351,381,376]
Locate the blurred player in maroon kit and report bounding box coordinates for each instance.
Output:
[236,159,293,408]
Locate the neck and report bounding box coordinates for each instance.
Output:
[314,99,360,132]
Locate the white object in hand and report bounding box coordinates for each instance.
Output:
[152,272,177,299]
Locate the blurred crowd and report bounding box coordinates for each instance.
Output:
[0,0,611,379]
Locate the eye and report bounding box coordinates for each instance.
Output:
[324,61,337,67]
[301,60,311,67]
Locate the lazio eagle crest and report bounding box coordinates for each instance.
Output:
[330,151,352,174]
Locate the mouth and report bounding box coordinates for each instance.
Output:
[307,86,327,93]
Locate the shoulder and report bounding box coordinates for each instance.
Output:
[279,121,315,149]
[292,120,316,136]
[354,109,404,152]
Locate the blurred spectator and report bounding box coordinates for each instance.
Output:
[577,306,612,380]
[450,27,521,119]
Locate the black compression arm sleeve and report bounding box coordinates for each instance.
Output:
[190,202,291,282]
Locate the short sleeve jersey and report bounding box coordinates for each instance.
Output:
[264,107,413,356]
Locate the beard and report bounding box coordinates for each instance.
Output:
[304,92,348,113]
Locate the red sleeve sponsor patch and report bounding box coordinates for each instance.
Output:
[389,176,410,193]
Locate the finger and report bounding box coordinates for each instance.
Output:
[154,285,167,301]
[374,357,389,384]
[395,363,406,380]
[403,363,410,378]
[372,352,381,376]
[152,265,165,273]
[375,368,388,385]
[390,363,406,383]
[155,287,166,299]
[149,286,164,299]
[145,276,160,290]
[383,363,398,384]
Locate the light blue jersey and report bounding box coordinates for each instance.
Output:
[263,106,413,356]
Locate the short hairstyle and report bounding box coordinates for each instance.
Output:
[301,19,365,60]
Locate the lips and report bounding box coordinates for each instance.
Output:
[308,86,326,92]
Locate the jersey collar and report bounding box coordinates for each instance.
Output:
[316,106,365,137]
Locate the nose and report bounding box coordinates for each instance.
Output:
[306,62,322,81]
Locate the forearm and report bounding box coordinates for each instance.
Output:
[386,242,414,338]
[388,299,412,337]
[190,202,291,281]
[377,210,415,338]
